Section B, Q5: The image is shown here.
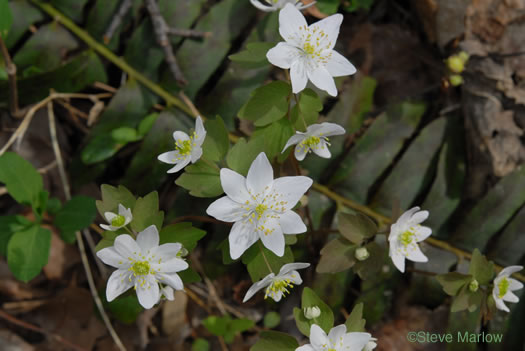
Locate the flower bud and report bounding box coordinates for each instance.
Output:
[355,247,370,261]
[304,306,321,320]
[449,74,463,86]
[469,279,479,292]
[458,51,470,63]
[447,55,465,73]
[177,247,189,258]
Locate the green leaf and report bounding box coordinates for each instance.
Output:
[316,237,356,274]
[353,242,386,280]
[94,230,120,252]
[316,0,340,14]
[96,184,136,218]
[263,311,281,328]
[227,318,255,343]
[344,0,375,12]
[251,118,294,161]
[338,212,377,245]
[489,204,525,266]
[5,0,44,49]
[130,191,164,233]
[111,127,140,143]
[468,249,494,285]
[229,42,274,68]
[176,161,223,198]
[137,113,159,136]
[450,285,472,313]
[250,331,299,351]
[54,196,97,244]
[201,116,230,162]
[454,165,525,251]
[104,292,143,324]
[330,102,425,203]
[50,0,89,22]
[192,338,210,351]
[226,137,266,175]
[345,303,366,332]
[159,222,206,251]
[0,152,43,206]
[0,0,13,38]
[290,89,323,131]
[0,215,32,256]
[7,225,51,282]
[243,245,294,282]
[238,81,291,127]
[436,272,472,296]
[294,287,334,336]
[179,267,201,284]
[202,315,229,337]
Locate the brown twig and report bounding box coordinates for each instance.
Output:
[0,309,87,351]
[0,35,21,118]
[103,0,133,44]
[47,101,126,351]
[166,27,211,39]
[145,0,187,85]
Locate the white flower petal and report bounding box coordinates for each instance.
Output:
[161,286,174,300]
[279,262,310,275]
[194,116,206,145]
[282,133,306,153]
[220,168,250,203]
[259,219,285,257]
[290,59,308,94]
[503,290,519,303]
[167,158,190,173]
[309,13,343,51]
[296,345,315,351]
[158,151,179,165]
[100,224,115,231]
[152,243,183,262]
[206,196,247,222]
[136,276,160,309]
[499,265,523,277]
[190,146,203,163]
[343,332,373,351]
[327,324,347,343]
[396,207,420,226]
[267,42,302,69]
[414,226,432,241]
[406,245,428,262]
[307,67,337,96]
[309,324,330,349]
[229,221,258,260]
[410,210,429,225]
[243,274,275,302]
[279,210,307,234]
[307,122,346,137]
[311,139,331,158]
[279,3,308,47]
[272,176,313,211]
[114,234,141,259]
[97,247,127,268]
[157,272,184,291]
[173,131,190,143]
[246,153,274,195]
[104,212,117,223]
[495,297,509,312]
[325,50,356,77]
[271,290,284,302]
[390,251,406,273]
[250,0,275,12]
[106,269,133,301]
[509,278,523,290]
[136,225,159,252]
[153,257,188,273]
[294,143,309,161]
[281,270,303,285]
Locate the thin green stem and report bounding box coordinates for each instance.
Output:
[258,241,274,274]
[123,225,135,237]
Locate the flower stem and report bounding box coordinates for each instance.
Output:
[258,241,274,274]
[123,226,135,237]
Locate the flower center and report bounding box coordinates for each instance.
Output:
[255,203,268,219]
[302,135,320,148]
[111,215,126,227]
[498,277,510,298]
[175,139,193,156]
[265,278,294,299]
[399,230,415,247]
[131,261,151,276]
[303,42,317,56]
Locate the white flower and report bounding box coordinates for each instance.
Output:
[355,247,370,261]
[388,207,431,273]
[243,262,309,302]
[206,152,312,259]
[296,324,372,351]
[266,3,356,96]
[304,306,321,319]
[100,204,132,231]
[282,122,345,161]
[492,265,523,312]
[96,225,189,309]
[250,0,315,12]
[363,337,377,351]
[157,116,206,173]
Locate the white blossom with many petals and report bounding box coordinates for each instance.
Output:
[282,122,345,160]
[492,265,523,312]
[267,3,356,96]
[96,225,189,309]
[388,207,431,273]
[157,116,206,173]
[243,262,309,302]
[250,0,315,12]
[206,152,312,259]
[296,324,372,351]
[100,204,132,231]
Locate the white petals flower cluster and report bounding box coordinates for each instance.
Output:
[243,262,309,302]
[207,152,313,259]
[100,204,132,231]
[97,225,189,309]
[492,265,523,312]
[158,116,206,173]
[388,207,431,273]
[250,0,315,12]
[267,3,356,96]
[282,122,345,161]
[296,324,373,351]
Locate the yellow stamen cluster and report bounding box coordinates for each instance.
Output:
[399,230,414,247]
[498,278,510,298]
[296,25,333,66]
[173,131,199,162]
[265,278,294,299]
[240,187,289,232]
[111,215,126,227]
